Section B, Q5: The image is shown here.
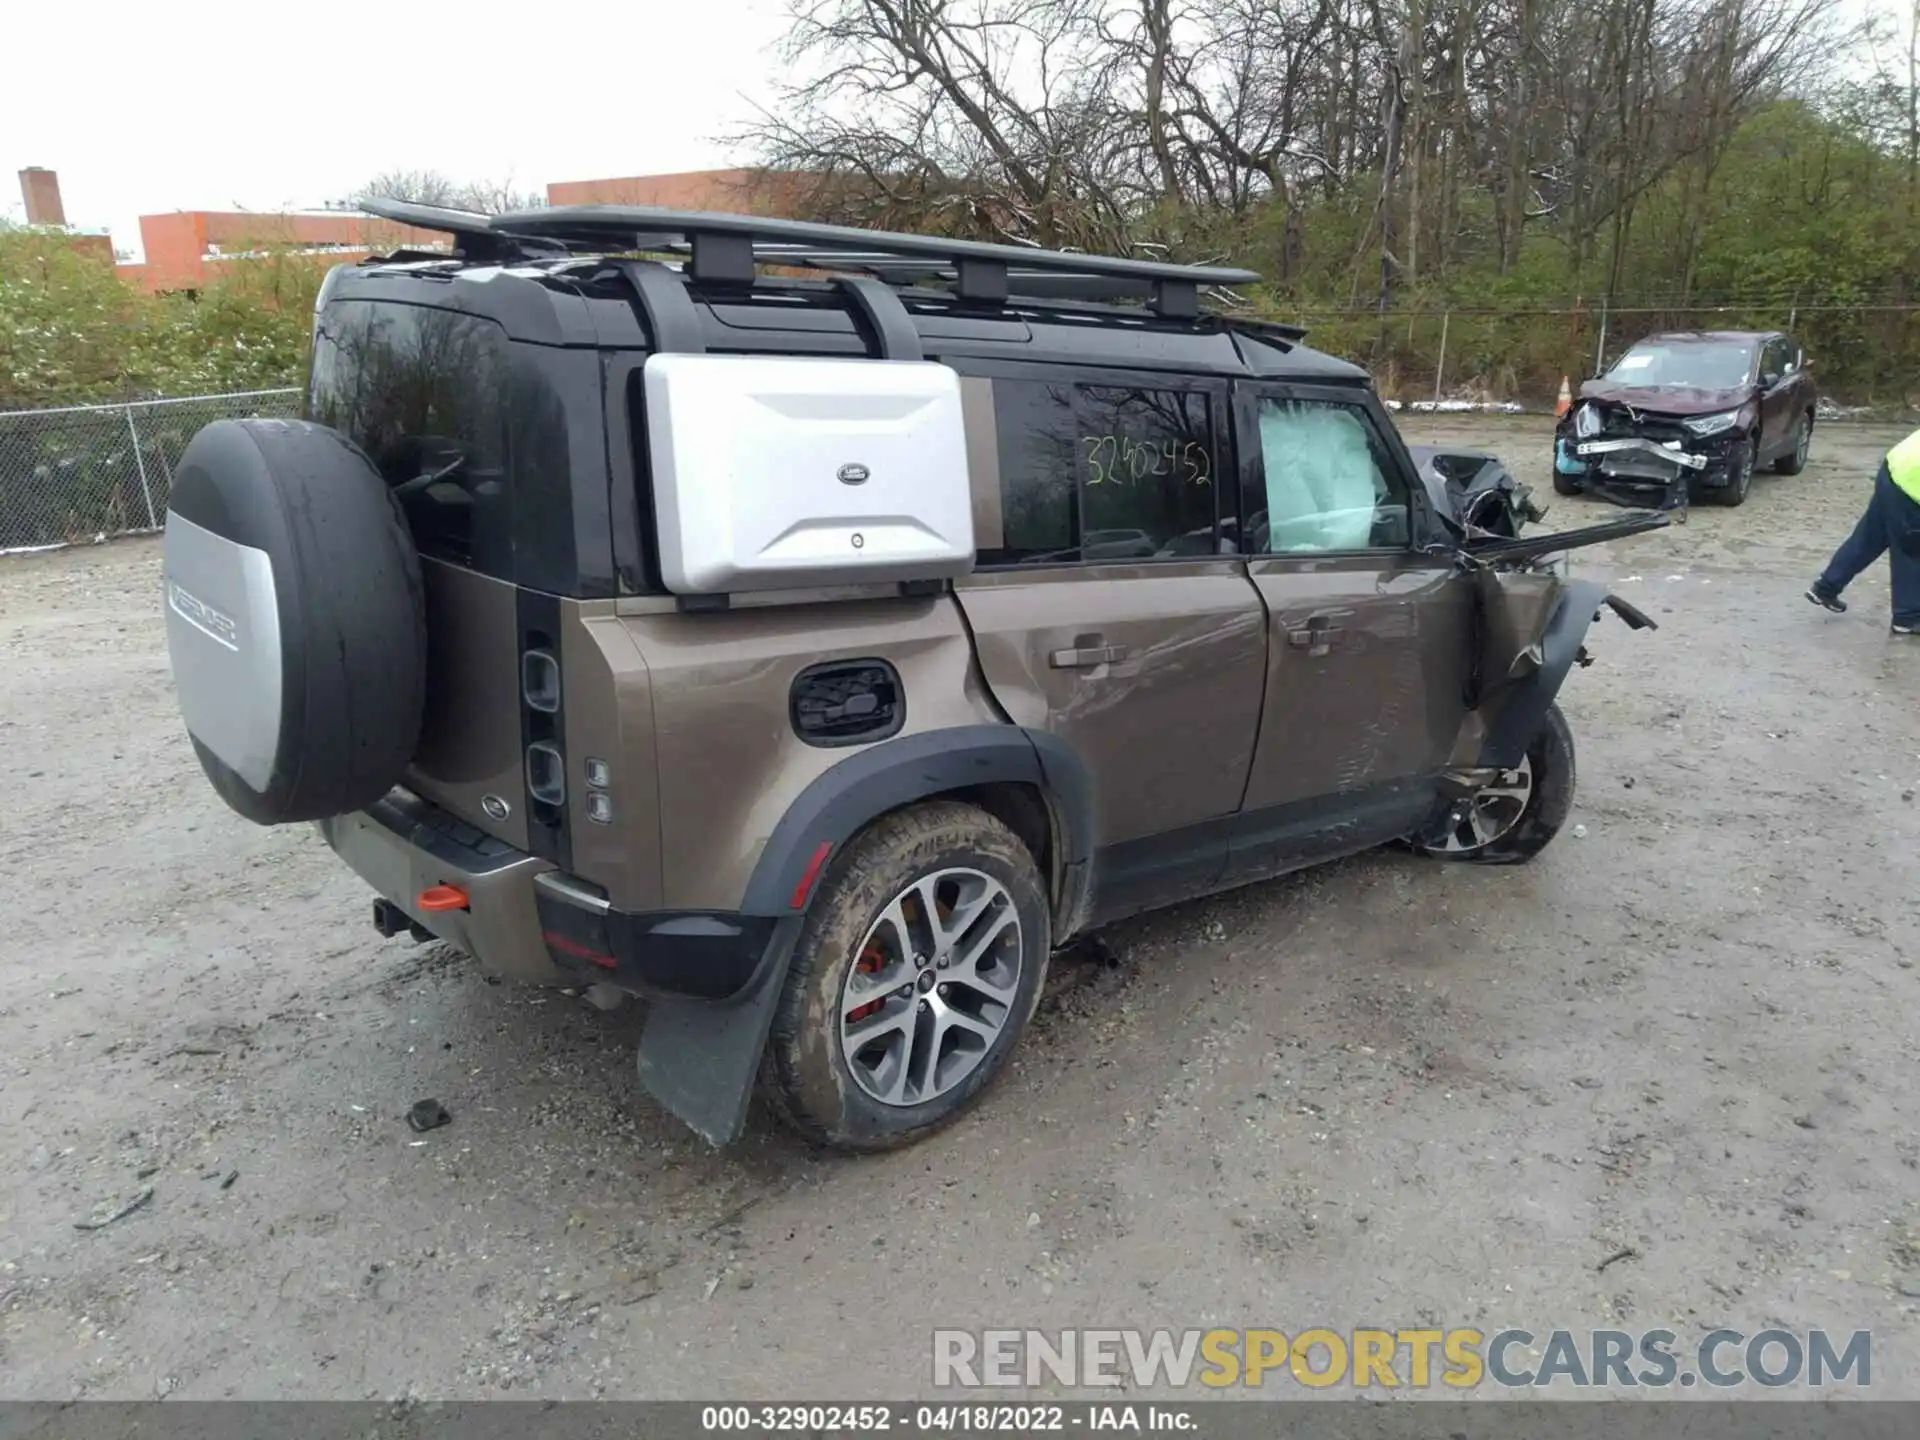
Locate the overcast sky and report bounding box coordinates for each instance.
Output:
[2,0,791,260]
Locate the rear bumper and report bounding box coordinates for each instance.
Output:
[533,874,788,1002]
[319,789,786,1000]
[318,791,570,985]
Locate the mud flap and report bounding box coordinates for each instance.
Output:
[634,915,805,1147]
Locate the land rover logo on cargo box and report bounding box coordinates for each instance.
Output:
[837,463,870,486]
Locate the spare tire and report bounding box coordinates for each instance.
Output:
[162,418,425,825]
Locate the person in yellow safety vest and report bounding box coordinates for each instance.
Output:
[1806,427,1920,635]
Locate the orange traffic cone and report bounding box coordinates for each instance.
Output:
[1555,375,1573,417]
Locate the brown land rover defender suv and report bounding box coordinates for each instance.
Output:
[160,202,1660,1152]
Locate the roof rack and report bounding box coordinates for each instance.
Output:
[505,206,1257,319]
[359,198,1258,320]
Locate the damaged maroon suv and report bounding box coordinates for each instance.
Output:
[1554,331,1816,509]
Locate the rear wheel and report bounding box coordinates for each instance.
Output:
[1774,413,1813,475]
[1410,703,1576,864]
[761,801,1050,1152]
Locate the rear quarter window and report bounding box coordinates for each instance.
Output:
[308,300,514,577]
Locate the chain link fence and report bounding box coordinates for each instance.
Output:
[0,389,302,555]
[5,302,1917,555]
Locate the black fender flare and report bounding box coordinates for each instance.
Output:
[635,724,1096,1148]
[738,724,1096,920]
[1478,579,1604,771]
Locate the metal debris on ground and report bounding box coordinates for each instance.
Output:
[407,1099,452,1133]
[75,1186,154,1232]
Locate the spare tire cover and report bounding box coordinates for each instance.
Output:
[162,418,426,825]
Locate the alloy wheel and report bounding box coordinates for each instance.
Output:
[837,868,1024,1108]
[1431,757,1535,854]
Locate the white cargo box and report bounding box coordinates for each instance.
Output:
[643,353,976,595]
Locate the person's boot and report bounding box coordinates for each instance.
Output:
[1806,584,1847,613]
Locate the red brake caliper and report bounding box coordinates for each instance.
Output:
[848,944,886,1023]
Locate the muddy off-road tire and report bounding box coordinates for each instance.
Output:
[1410,702,1576,865]
[761,801,1050,1152]
[162,418,425,826]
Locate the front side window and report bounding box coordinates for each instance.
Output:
[1249,396,1410,553]
[968,376,1220,566]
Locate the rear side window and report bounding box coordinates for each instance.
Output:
[308,300,512,577]
[965,376,1220,565]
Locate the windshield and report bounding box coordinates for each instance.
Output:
[1606,341,1753,390]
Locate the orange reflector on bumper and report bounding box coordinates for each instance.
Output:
[417,884,470,913]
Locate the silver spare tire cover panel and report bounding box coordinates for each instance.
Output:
[164,512,283,793]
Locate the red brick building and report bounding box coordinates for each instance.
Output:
[12,168,114,264]
[17,166,815,295]
[120,210,446,294]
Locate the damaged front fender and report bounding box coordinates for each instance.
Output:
[1470,577,1657,773]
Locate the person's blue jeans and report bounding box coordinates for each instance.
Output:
[1816,462,1920,625]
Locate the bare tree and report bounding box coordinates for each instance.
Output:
[742,0,1855,297]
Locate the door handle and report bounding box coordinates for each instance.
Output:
[1049,644,1128,669]
[1287,616,1344,657]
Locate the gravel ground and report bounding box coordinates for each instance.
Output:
[2,415,1918,1401]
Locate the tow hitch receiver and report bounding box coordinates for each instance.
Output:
[372,898,433,943]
